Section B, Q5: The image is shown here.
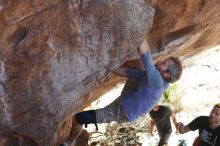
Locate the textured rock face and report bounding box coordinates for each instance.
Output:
[146,0,220,59]
[0,0,153,145]
[0,0,220,145]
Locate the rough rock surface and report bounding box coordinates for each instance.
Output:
[146,0,220,59]
[0,0,153,145]
[0,0,220,145]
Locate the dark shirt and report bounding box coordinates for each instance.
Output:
[149,105,173,136]
[188,116,220,146]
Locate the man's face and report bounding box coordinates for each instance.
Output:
[209,106,220,128]
[156,58,174,79]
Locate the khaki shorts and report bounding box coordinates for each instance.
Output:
[96,98,128,123]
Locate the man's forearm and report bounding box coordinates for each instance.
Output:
[172,113,178,128]
[176,122,191,134]
[149,120,155,135]
[171,113,179,133]
[137,39,151,55]
[112,67,127,77]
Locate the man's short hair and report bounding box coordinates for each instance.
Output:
[215,103,220,108]
[166,57,183,83]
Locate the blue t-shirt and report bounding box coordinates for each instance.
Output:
[119,52,169,122]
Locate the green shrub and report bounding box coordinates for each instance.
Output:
[162,83,183,113]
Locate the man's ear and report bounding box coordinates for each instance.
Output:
[163,72,171,78]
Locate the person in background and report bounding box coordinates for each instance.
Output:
[176,103,220,146]
[149,104,179,146]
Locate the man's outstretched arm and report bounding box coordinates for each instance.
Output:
[137,39,164,88]
[137,39,151,55]
[111,40,149,80]
[112,39,156,81]
[112,67,127,77]
[112,67,145,80]
[148,119,155,136]
[171,112,179,134]
[176,122,191,134]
